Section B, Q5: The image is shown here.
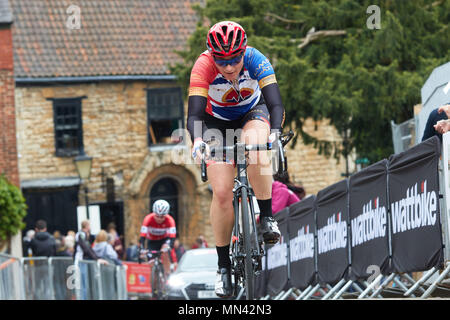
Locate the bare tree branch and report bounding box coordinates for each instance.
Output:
[265,12,305,24]
[298,30,347,49]
[431,0,443,7]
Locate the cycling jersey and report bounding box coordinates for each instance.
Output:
[140,213,177,241]
[187,47,285,142]
[140,213,177,263]
[189,47,277,120]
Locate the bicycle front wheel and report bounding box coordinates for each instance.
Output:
[151,263,166,300]
[240,187,255,300]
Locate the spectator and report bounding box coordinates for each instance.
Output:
[272,173,301,215]
[67,230,76,238]
[273,171,306,200]
[74,220,108,300]
[191,235,208,249]
[30,220,57,257]
[107,222,124,259]
[64,234,75,256]
[93,230,122,266]
[172,238,186,262]
[53,230,62,240]
[125,237,139,262]
[55,236,72,257]
[74,220,108,264]
[22,229,35,257]
[429,103,450,139]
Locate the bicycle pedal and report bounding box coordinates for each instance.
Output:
[263,237,280,245]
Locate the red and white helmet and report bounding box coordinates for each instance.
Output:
[206,21,247,57]
[153,199,170,215]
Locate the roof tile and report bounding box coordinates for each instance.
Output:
[10,0,203,78]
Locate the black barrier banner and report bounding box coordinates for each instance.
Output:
[255,228,267,299]
[288,195,317,290]
[316,180,350,285]
[349,159,390,279]
[388,136,444,273]
[266,207,289,296]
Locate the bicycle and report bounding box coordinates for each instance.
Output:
[200,130,294,300]
[138,247,171,300]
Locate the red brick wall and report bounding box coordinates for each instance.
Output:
[0,27,19,186]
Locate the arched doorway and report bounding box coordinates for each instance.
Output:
[150,177,179,234]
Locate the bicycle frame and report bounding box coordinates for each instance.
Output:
[139,249,168,300]
[200,131,294,300]
[231,142,265,299]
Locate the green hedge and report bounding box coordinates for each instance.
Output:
[0,175,28,241]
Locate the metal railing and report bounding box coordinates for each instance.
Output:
[0,254,127,300]
[0,254,24,300]
[391,118,416,154]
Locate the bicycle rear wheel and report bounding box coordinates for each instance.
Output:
[240,187,255,300]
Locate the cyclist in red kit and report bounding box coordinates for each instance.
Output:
[139,199,177,265]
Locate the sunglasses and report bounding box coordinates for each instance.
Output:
[213,53,244,67]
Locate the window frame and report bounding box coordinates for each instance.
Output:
[146,87,185,147]
[50,96,86,157]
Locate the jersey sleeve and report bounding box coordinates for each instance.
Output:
[167,216,177,238]
[244,47,277,89]
[140,215,151,238]
[188,52,217,98]
[170,248,177,263]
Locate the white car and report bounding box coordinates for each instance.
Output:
[167,248,232,300]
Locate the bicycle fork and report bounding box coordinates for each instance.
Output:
[232,184,264,275]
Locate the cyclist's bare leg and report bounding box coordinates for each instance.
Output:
[207,162,235,247]
[241,119,280,243]
[208,162,235,297]
[241,120,272,200]
[161,251,170,276]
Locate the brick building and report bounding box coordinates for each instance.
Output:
[9,0,352,249]
[0,0,18,187]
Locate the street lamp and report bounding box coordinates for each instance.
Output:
[74,153,93,220]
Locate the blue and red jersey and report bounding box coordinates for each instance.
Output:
[188,47,277,121]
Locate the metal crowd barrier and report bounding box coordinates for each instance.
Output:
[0,253,24,300]
[73,260,128,300]
[0,254,127,300]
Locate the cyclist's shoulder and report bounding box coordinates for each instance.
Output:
[191,51,218,83]
[166,214,176,224]
[143,212,155,222]
[244,47,274,79]
[193,50,215,69]
[243,46,267,63]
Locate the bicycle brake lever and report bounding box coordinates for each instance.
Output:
[200,144,208,182]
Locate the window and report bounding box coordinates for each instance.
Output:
[147,88,184,146]
[51,97,85,157]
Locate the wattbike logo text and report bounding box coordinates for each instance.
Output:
[318,213,347,254]
[351,197,387,247]
[290,225,314,262]
[390,180,438,235]
[267,236,287,270]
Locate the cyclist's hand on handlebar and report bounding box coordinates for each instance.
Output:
[192,138,210,164]
[138,248,148,260]
[268,130,281,146]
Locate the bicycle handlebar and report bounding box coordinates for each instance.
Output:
[138,247,171,262]
[200,131,295,182]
